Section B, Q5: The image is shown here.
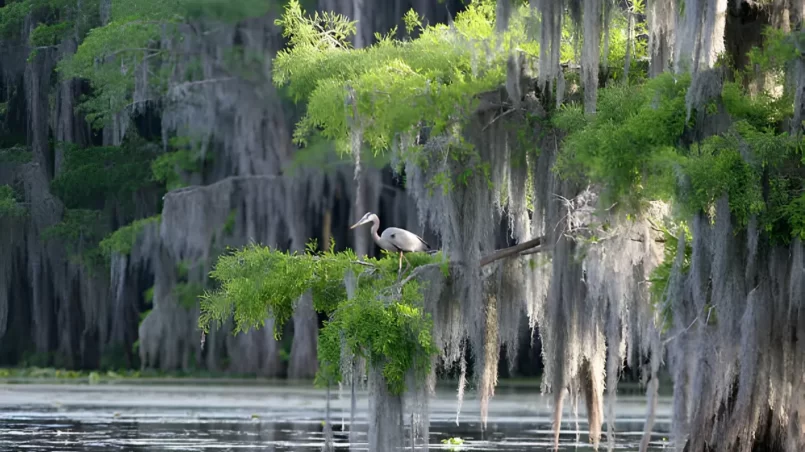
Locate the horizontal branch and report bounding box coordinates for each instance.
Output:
[162,175,279,200]
[480,236,543,266]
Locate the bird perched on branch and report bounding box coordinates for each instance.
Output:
[350,212,431,273]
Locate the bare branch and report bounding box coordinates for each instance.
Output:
[398,263,443,286]
[480,236,543,266]
[162,175,279,200]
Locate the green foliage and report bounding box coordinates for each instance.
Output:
[557,60,803,242]
[273,0,536,156]
[200,243,354,335]
[786,193,805,241]
[29,20,73,46]
[0,145,31,163]
[200,240,443,394]
[57,17,164,127]
[602,3,649,84]
[721,81,792,130]
[0,0,31,39]
[747,26,802,73]
[51,141,158,210]
[554,72,691,209]
[20,0,102,60]
[681,125,765,227]
[99,215,161,257]
[0,184,25,217]
[41,208,103,243]
[317,279,436,394]
[58,0,279,127]
[150,148,206,191]
[41,208,108,269]
[648,221,692,333]
[175,281,205,309]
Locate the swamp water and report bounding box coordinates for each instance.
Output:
[0,381,672,451]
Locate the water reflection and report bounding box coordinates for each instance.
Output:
[0,383,672,451]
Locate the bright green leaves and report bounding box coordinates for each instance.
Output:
[200,240,443,394]
[319,281,436,395]
[273,0,356,52]
[200,243,346,337]
[556,66,803,243]
[679,116,802,237]
[721,81,792,130]
[682,131,765,227]
[555,72,690,209]
[648,221,691,333]
[272,0,526,157]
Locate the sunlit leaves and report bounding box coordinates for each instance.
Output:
[274,0,356,51]
[321,282,436,394]
[554,72,690,208]
[556,65,804,243]
[272,0,531,158]
[200,241,443,394]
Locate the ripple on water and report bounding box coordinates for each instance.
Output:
[0,383,673,451]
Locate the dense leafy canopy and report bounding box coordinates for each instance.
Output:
[554,76,803,243]
[273,0,551,156]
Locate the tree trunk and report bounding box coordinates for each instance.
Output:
[368,363,404,451]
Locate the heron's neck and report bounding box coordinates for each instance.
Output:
[370,215,381,242]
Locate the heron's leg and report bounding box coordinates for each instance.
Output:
[402,253,412,275]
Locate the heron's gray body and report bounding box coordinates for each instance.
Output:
[350,212,430,254]
[378,226,430,253]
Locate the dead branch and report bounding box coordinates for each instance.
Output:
[480,236,544,266]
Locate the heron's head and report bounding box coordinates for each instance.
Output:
[350,212,374,229]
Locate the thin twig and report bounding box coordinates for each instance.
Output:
[662,316,699,346]
[398,263,442,286]
[482,107,517,131]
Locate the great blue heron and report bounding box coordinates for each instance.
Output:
[350,212,431,272]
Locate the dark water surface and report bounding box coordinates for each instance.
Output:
[0,382,672,451]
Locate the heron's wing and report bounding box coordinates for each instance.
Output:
[413,233,430,250]
[384,227,431,252]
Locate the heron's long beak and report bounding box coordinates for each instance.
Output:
[349,218,369,229]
